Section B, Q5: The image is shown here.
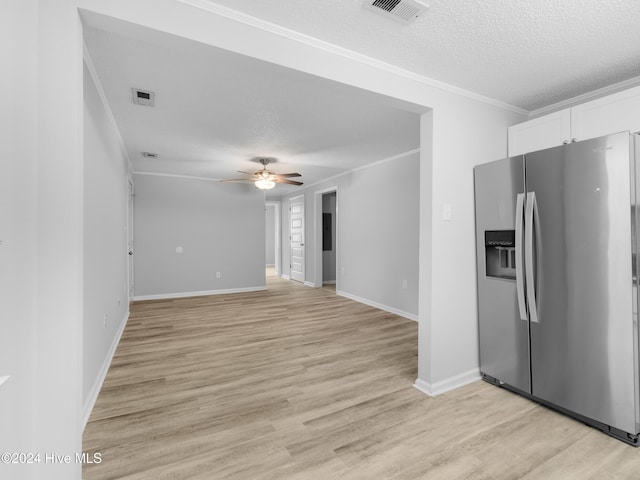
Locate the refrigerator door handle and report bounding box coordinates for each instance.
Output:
[525,191,539,324]
[515,193,527,320]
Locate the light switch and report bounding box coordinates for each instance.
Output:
[443,203,452,221]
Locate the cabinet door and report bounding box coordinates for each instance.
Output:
[508,109,571,156]
[571,86,640,142]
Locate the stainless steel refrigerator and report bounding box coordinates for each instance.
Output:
[474,131,640,445]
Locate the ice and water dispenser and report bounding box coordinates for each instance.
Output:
[484,230,516,280]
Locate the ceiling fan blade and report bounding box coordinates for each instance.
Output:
[274,172,302,178]
[276,178,303,186]
[220,178,255,183]
[237,171,257,176]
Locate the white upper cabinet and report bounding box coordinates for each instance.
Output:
[571,86,640,142]
[508,85,640,157]
[508,110,570,157]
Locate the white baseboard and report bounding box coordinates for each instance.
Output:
[304,281,317,288]
[83,310,130,430]
[281,274,290,280]
[322,280,336,285]
[133,285,266,301]
[336,290,418,322]
[413,368,481,397]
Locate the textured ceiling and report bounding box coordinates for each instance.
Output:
[83,24,420,192]
[204,0,640,111]
[83,1,640,190]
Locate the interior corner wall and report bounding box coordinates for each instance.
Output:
[82,62,130,416]
[283,152,420,319]
[133,174,266,297]
[417,111,434,386]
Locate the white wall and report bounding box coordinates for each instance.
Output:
[418,94,524,394]
[82,61,131,422]
[1,3,38,479]
[133,174,266,298]
[282,151,420,319]
[3,3,85,478]
[265,204,276,265]
[38,1,85,478]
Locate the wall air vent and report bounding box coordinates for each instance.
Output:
[141,152,158,159]
[132,88,155,107]
[362,0,429,24]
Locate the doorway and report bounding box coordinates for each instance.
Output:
[265,201,281,279]
[312,187,338,289]
[321,192,337,285]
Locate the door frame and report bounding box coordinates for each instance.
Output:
[313,186,338,289]
[127,177,135,303]
[289,194,305,283]
[265,200,281,277]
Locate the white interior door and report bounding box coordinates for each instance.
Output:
[127,179,135,300]
[290,195,305,283]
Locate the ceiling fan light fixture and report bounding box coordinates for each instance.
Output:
[255,178,276,190]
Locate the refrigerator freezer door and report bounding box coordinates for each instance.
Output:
[475,157,530,393]
[526,132,637,433]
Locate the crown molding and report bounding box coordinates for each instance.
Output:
[83,42,134,174]
[530,75,640,118]
[133,171,223,182]
[176,0,527,116]
[134,148,420,190]
[293,148,421,193]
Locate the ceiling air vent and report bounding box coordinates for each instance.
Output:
[132,88,155,107]
[362,0,429,24]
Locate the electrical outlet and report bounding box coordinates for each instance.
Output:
[103,313,108,329]
[402,279,408,289]
[216,272,221,279]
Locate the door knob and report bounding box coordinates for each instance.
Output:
[128,251,133,255]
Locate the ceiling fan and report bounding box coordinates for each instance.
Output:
[220,158,303,190]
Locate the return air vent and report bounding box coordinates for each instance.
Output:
[362,0,429,24]
[132,88,155,107]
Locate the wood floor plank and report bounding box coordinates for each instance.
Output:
[83,272,640,479]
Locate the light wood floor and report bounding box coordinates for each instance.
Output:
[83,272,640,479]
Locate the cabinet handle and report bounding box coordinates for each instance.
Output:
[571,138,577,143]
[562,140,569,145]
